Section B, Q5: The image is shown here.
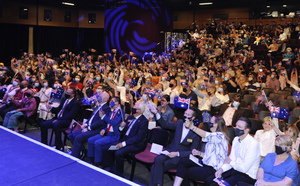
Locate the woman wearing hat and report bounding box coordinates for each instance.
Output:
[3,89,37,132]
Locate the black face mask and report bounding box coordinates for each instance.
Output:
[25,93,31,98]
[169,84,174,88]
[132,108,137,115]
[235,128,244,136]
[65,94,71,99]
[207,92,212,96]
[208,122,214,128]
[183,87,187,92]
[275,145,286,155]
[184,116,192,121]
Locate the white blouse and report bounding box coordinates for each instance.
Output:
[202,132,228,170]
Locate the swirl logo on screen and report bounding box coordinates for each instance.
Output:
[105,0,172,56]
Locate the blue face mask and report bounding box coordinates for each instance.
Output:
[142,94,148,101]
[235,128,244,136]
[96,77,100,81]
[232,101,240,108]
[146,81,150,85]
[108,77,112,81]
[218,88,223,92]
[271,75,274,78]
[224,77,228,81]
[110,101,115,108]
[125,84,129,89]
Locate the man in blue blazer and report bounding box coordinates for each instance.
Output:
[149,107,201,186]
[87,96,125,165]
[40,87,81,150]
[68,92,111,158]
[101,102,148,176]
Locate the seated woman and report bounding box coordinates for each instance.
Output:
[256,135,300,186]
[3,89,37,132]
[39,81,64,120]
[272,122,300,163]
[156,95,174,123]
[254,116,277,162]
[215,83,230,104]
[173,116,229,186]
[35,79,52,115]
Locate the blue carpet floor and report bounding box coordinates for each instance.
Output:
[0,126,139,186]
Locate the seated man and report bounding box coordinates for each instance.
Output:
[207,117,261,186]
[219,94,244,127]
[40,87,81,150]
[149,107,201,186]
[101,102,148,176]
[68,92,111,158]
[87,96,125,165]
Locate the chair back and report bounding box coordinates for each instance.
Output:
[279,99,296,111]
[241,107,254,118]
[243,95,256,106]
[262,88,274,97]
[249,118,263,135]
[148,128,170,147]
[258,111,271,121]
[227,126,235,146]
[293,107,300,116]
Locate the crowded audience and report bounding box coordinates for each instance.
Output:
[0,19,300,185]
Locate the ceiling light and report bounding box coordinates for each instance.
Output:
[199,2,213,5]
[266,6,270,8]
[283,5,287,7]
[62,2,75,6]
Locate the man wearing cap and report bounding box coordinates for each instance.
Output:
[3,89,37,132]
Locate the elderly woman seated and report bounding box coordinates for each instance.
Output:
[3,89,37,132]
[255,135,300,186]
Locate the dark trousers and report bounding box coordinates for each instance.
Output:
[40,119,71,149]
[0,103,18,119]
[102,141,143,177]
[176,158,216,186]
[207,168,256,186]
[68,129,98,158]
[149,154,179,186]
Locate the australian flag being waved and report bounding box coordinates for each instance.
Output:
[174,97,190,109]
[292,91,300,101]
[270,106,289,120]
[50,87,64,99]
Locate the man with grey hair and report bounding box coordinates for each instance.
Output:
[101,102,148,177]
[68,91,111,159]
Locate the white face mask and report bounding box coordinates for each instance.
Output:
[75,78,80,82]
[13,81,18,86]
[96,89,102,93]
[43,83,48,87]
[34,83,40,87]
[142,94,148,101]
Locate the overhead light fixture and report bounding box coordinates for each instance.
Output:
[62,2,75,6]
[199,2,213,5]
[283,5,287,7]
[266,6,270,8]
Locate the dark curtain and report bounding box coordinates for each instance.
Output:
[34,26,105,57]
[0,23,29,66]
[0,24,105,64]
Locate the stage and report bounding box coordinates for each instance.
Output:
[0,126,139,186]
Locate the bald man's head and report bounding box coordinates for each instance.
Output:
[101,92,110,102]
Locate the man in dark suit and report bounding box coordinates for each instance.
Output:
[219,94,244,127]
[148,107,201,186]
[68,92,111,158]
[101,102,148,176]
[40,87,80,150]
[86,96,125,165]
